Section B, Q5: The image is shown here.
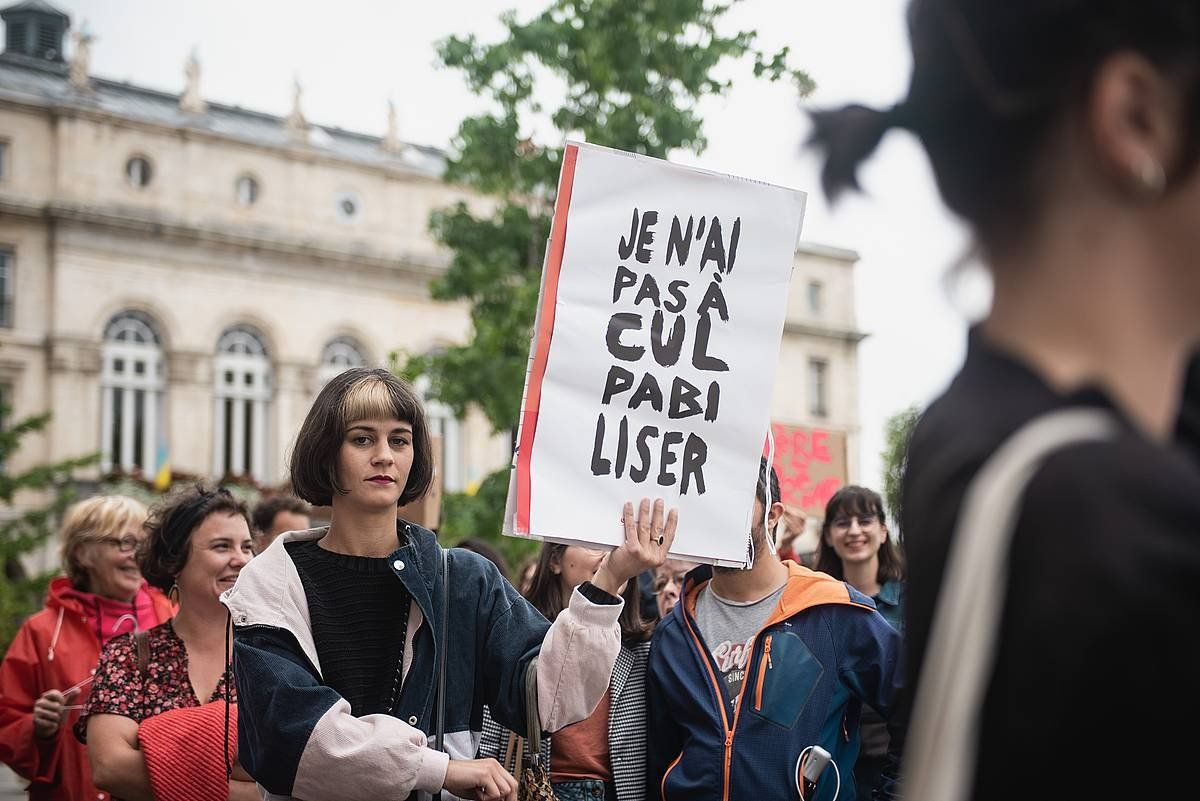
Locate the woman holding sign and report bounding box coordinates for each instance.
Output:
[224,368,675,801]
[812,1,1200,798]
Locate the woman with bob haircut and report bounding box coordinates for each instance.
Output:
[79,484,257,801]
[0,495,172,801]
[478,542,652,801]
[811,1,1200,798]
[225,367,675,801]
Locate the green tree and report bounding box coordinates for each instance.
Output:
[0,408,98,654]
[880,404,920,530]
[405,0,815,545]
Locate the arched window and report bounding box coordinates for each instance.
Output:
[414,373,464,494]
[318,336,367,385]
[100,311,165,475]
[213,325,272,480]
[235,174,260,206]
[125,155,153,188]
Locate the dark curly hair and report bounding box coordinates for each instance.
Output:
[138,483,252,593]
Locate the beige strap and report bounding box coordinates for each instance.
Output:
[903,408,1115,801]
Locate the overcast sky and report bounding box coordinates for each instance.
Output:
[64,0,984,491]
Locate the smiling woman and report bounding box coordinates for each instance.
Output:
[78,485,257,801]
[0,496,174,801]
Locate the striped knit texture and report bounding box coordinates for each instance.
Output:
[286,538,411,716]
[139,701,237,801]
[479,641,650,801]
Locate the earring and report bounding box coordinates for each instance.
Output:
[1135,155,1166,198]
[167,582,180,605]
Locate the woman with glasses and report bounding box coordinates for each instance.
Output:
[0,496,173,801]
[479,542,652,801]
[651,560,697,620]
[78,484,257,801]
[815,486,905,798]
[816,487,904,632]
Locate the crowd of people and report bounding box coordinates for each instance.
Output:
[5,0,1200,799]
[0,367,907,801]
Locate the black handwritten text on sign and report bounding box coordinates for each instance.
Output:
[590,207,741,496]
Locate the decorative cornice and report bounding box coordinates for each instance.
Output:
[0,90,446,185]
[783,320,869,344]
[795,241,860,263]
[3,196,449,281]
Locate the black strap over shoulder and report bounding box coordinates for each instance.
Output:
[433,547,450,801]
[134,629,150,678]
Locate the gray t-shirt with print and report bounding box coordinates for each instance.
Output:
[695,582,786,711]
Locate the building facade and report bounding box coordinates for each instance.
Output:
[0,1,863,568]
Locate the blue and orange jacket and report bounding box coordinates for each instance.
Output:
[646,561,905,801]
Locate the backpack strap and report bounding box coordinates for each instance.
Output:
[903,408,1117,801]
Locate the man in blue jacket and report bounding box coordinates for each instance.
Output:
[646,461,905,801]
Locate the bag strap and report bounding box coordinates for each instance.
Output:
[902,408,1117,801]
[523,657,541,758]
[433,547,450,801]
[503,731,523,775]
[134,629,150,678]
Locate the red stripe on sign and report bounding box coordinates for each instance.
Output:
[516,144,579,534]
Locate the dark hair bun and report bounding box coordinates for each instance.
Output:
[809,104,904,202]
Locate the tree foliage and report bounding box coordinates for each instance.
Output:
[880,405,920,530]
[0,409,98,654]
[406,0,815,541]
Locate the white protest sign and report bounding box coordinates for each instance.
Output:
[507,142,805,566]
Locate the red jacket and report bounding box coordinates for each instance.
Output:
[0,578,173,801]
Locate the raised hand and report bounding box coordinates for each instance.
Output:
[592,498,679,596]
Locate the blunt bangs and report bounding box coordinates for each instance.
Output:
[291,368,434,507]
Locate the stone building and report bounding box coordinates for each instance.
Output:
[0,0,863,568]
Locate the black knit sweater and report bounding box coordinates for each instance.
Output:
[286,537,411,716]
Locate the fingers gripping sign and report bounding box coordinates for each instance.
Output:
[593,497,678,596]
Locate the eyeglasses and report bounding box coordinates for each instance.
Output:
[652,572,689,594]
[830,515,877,532]
[98,535,142,553]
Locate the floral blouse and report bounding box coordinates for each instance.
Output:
[74,620,235,743]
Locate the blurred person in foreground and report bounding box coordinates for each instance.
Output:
[811,1,1200,797]
[251,495,311,553]
[79,485,257,801]
[0,496,172,801]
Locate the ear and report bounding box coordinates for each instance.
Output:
[1089,51,1182,195]
[75,542,97,571]
[549,551,562,575]
[767,501,785,528]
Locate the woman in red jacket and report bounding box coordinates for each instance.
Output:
[0,496,173,801]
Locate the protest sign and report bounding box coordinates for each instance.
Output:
[506,142,806,565]
[766,422,848,517]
